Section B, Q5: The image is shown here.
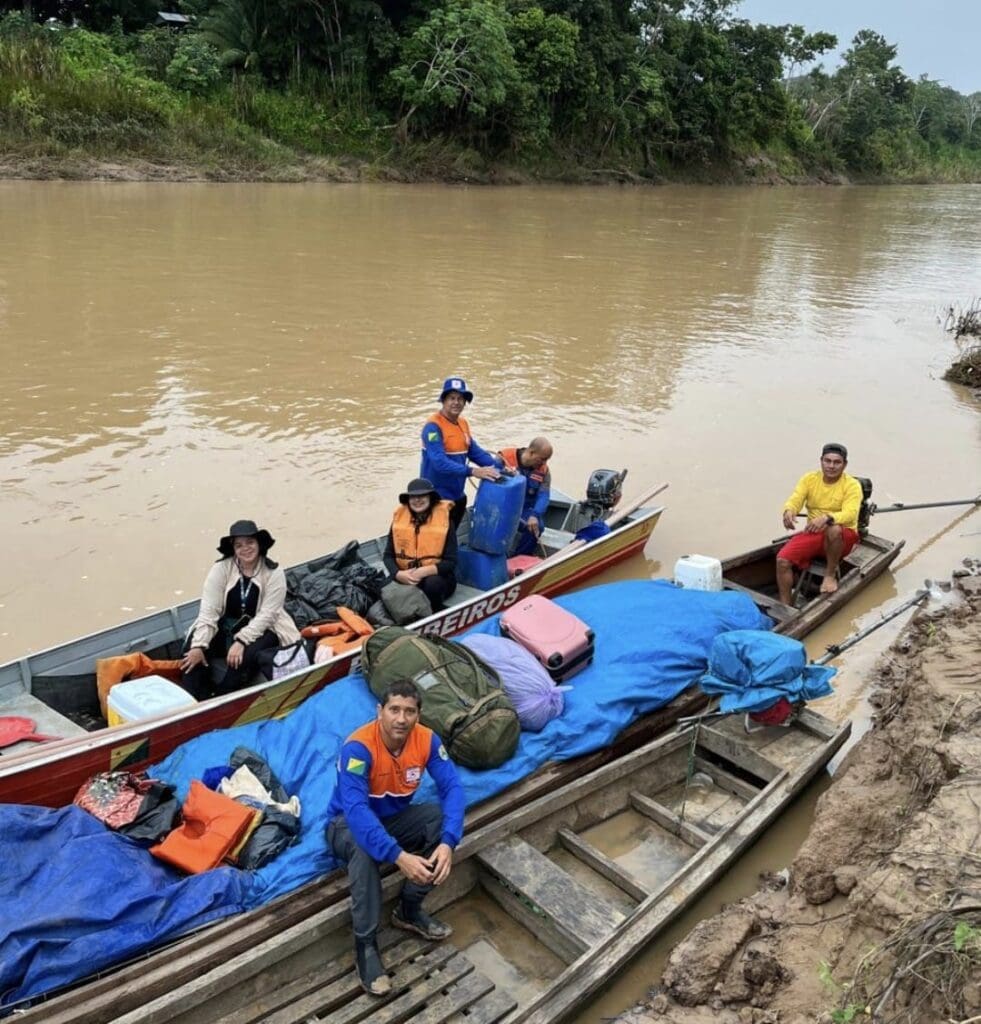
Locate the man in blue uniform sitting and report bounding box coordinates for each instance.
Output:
[326,680,465,996]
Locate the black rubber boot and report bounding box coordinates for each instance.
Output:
[392,898,453,940]
[355,935,391,996]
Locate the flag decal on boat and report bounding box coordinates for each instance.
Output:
[110,737,151,771]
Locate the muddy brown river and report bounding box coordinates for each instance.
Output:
[1,181,979,1017]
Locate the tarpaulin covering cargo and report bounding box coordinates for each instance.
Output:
[0,580,770,1007]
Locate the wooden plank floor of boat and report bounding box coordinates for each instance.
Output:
[214,929,517,1024]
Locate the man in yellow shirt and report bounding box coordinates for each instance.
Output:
[777,443,862,604]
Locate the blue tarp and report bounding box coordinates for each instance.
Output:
[1,580,769,1006]
[699,629,836,713]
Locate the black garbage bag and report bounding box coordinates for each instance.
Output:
[121,781,182,844]
[285,540,387,629]
[284,593,321,630]
[297,576,373,621]
[236,801,301,869]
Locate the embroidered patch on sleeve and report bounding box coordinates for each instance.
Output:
[426,431,439,442]
[438,744,449,761]
[346,757,366,775]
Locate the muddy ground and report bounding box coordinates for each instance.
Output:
[617,564,981,1024]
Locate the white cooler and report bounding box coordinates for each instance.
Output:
[674,554,723,591]
[107,676,197,726]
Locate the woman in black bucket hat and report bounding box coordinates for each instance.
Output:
[180,520,300,699]
[382,479,458,616]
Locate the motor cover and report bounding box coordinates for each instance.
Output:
[586,469,626,510]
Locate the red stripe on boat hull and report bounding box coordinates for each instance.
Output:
[1,511,660,808]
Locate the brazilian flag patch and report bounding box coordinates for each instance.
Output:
[346,757,366,775]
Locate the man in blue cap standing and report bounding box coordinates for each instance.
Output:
[421,377,501,527]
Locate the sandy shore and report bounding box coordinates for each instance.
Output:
[615,562,981,1024]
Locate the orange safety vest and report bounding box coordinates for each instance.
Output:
[425,412,472,455]
[499,447,549,489]
[391,501,452,570]
[150,780,257,874]
[346,719,435,805]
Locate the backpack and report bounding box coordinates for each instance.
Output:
[361,626,521,770]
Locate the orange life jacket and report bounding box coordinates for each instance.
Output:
[301,607,374,640]
[425,412,472,455]
[346,719,435,805]
[391,501,452,571]
[499,447,550,489]
[150,780,256,874]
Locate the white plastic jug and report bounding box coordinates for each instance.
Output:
[674,554,723,591]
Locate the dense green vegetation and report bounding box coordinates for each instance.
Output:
[1,0,979,181]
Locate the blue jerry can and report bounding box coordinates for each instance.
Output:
[469,473,527,555]
[456,545,509,590]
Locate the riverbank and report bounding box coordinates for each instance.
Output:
[3,148,979,186]
[616,565,981,1024]
[0,147,838,185]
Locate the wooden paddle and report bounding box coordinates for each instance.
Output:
[536,480,670,567]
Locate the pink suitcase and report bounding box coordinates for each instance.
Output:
[499,595,595,682]
[506,555,543,579]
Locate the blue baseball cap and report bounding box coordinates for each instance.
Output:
[439,377,474,403]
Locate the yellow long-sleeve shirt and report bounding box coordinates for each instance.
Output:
[783,471,862,531]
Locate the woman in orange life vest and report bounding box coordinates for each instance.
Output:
[382,478,457,613]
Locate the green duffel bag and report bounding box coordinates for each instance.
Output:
[361,626,520,770]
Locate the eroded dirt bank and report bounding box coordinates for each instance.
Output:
[618,565,981,1024]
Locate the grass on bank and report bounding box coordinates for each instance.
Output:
[0,24,396,177]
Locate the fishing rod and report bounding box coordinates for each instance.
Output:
[676,587,930,728]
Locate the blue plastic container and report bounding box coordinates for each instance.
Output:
[469,474,527,555]
[456,544,509,590]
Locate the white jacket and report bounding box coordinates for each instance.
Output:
[189,557,301,650]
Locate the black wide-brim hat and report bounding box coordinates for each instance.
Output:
[399,478,438,504]
[218,519,276,557]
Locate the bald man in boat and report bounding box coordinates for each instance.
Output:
[326,680,464,996]
[777,443,863,604]
[498,437,553,556]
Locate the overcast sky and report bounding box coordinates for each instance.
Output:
[736,0,980,95]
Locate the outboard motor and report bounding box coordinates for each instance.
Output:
[855,476,874,535]
[561,468,628,533]
[585,469,627,513]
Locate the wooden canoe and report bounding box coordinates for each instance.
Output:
[51,709,849,1024]
[8,531,900,1023]
[0,488,664,808]
[720,530,904,637]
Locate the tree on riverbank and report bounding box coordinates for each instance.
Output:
[0,0,978,180]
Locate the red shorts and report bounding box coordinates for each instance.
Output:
[777,527,859,569]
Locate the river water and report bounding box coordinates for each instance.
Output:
[1,181,979,1015]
